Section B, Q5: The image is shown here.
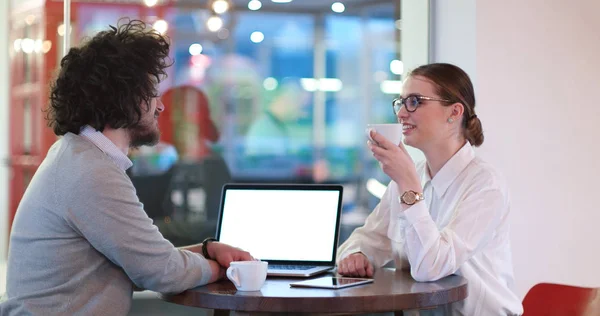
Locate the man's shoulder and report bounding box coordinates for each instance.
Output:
[47,133,126,186]
[47,135,134,206]
[61,133,99,155]
[57,133,118,168]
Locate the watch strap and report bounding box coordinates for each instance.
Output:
[201,237,218,260]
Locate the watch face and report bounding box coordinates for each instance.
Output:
[402,191,417,204]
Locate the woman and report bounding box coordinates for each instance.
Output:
[337,63,523,315]
[160,85,220,159]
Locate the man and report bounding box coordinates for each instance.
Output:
[2,19,252,315]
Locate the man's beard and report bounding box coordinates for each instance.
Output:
[129,120,160,148]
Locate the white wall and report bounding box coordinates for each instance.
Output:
[477,0,600,298]
[432,0,600,298]
[1,0,10,262]
[430,0,476,82]
[401,0,430,74]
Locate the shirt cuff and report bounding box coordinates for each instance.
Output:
[338,246,361,262]
[402,201,431,225]
[197,256,213,285]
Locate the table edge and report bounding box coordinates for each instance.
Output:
[160,281,468,313]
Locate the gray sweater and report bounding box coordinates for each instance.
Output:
[2,133,212,315]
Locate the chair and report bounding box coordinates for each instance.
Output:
[156,155,232,246]
[169,155,231,221]
[522,283,600,316]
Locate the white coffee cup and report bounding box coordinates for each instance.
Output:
[226,261,268,291]
[366,123,403,146]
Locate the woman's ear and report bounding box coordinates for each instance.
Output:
[450,102,464,120]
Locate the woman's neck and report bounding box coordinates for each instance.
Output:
[423,137,467,178]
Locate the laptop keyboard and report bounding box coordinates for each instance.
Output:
[269,264,317,271]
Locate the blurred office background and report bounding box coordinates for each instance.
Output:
[2,0,600,315]
[1,0,430,250]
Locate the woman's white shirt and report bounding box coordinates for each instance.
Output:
[337,142,523,315]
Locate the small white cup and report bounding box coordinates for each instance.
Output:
[226,261,268,291]
[366,123,403,146]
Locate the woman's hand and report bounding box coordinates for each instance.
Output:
[368,130,420,190]
[337,252,374,278]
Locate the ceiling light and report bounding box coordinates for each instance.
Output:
[390,59,404,75]
[13,39,22,52]
[57,24,72,36]
[271,0,292,3]
[189,43,203,55]
[42,40,52,53]
[380,80,403,94]
[25,15,35,25]
[250,31,264,43]
[263,77,278,91]
[331,2,345,13]
[248,0,262,10]
[317,78,343,92]
[366,178,386,199]
[207,16,223,32]
[34,39,42,53]
[152,20,168,35]
[300,78,343,92]
[144,0,158,7]
[300,78,318,92]
[212,0,230,14]
[21,38,35,54]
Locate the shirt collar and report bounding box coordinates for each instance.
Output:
[79,125,133,171]
[426,142,476,198]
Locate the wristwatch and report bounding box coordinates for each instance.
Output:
[399,190,424,205]
[201,237,218,260]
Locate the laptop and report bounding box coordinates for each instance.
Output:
[216,183,343,277]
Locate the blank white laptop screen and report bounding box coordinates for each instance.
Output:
[218,187,341,262]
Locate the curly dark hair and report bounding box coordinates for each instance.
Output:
[46,19,171,135]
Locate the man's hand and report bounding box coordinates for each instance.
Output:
[208,242,255,268]
[337,252,374,278]
[207,259,226,283]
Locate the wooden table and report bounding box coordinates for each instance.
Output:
[160,268,467,315]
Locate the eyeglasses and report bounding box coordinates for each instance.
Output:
[392,95,452,114]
